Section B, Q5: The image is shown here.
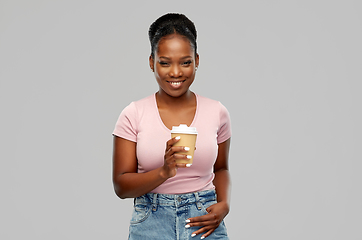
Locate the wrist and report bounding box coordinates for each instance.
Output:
[158,167,169,180]
[218,201,230,215]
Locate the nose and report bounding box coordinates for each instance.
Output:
[169,64,183,78]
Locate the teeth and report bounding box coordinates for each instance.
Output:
[170,82,182,86]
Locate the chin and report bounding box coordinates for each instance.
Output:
[168,92,187,98]
[163,89,189,98]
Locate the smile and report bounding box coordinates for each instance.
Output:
[167,80,185,87]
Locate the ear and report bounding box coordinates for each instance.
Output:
[149,55,154,72]
[195,53,200,69]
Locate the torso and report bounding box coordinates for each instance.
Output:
[156,92,197,130]
[112,93,232,194]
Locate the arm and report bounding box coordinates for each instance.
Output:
[213,137,231,212]
[185,138,231,239]
[112,136,190,199]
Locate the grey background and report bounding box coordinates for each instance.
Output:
[1,0,361,239]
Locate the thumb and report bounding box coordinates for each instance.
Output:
[206,205,213,213]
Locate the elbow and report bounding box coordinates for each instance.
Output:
[113,182,128,199]
[116,192,127,200]
[114,187,127,199]
[112,173,139,199]
[113,174,129,199]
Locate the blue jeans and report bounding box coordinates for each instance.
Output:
[128,189,229,240]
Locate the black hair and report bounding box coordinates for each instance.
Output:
[148,13,197,58]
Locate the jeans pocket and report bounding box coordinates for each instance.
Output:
[200,199,217,215]
[130,203,151,224]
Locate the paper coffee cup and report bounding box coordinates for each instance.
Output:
[171,124,197,164]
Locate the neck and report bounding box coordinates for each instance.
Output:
[156,90,194,108]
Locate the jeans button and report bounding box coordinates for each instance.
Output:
[177,197,182,202]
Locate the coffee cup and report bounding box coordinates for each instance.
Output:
[171,124,197,164]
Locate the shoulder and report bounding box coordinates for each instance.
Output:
[194,93,231,142]
[113,94,155,140]
[116,94,155,125]
[196,93,229,113]
[196,94,219,105]
[130,94,154,108]
[122,94,155,114]
[195,93,231,122]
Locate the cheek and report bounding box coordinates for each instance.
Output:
[188,68,196,74]
[155,67,167,78]
[154,70,164,80]
[154,66,196,78]
[184,68,196,77]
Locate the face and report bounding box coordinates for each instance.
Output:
[149,34,199,98]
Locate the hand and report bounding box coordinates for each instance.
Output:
[186,201,229,239]
[160,136,192,179]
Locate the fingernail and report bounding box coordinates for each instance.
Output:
[185,219,190,223]
[187,155,192,159]
[184,147,190,151]
[186,164,192,167]
[175,136,181,140]
[185,224,190,228]
[201,236,205,239]
[191,233,196,237]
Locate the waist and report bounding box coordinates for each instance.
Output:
[134,189,216,206]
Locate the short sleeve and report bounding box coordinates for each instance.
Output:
[112,102,138,142]
[217,102,232,144]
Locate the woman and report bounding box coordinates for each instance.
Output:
[113,13,231,239]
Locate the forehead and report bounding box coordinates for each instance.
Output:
[156,34,194,57]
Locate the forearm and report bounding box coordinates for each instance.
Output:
[213,169,231,208]
[113,167,167,199]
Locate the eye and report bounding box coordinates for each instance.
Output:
[182,60,192,66]
[159,61,169,66]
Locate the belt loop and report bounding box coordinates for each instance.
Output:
[193,191,202,210]
[152,193,158,211]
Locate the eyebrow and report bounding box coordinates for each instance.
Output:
[159,56,193,60]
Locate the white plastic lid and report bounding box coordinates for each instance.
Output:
[171,124,198,134]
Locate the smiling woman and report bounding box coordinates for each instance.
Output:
[112,13,231,240]
[150,34,199,100]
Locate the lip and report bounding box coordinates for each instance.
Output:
[167,80,185,89]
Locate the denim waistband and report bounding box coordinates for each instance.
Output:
[134,189,216,207]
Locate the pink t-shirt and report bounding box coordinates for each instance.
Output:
[113,93,231,194]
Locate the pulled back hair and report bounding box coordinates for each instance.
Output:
[148,13,197,58]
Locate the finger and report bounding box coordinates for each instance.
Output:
[165,136,181,151]
[187,213,215,223]
[165,146,189,158]
[175,155,193,168]
[201,229,215,239]
[173,153,192,159]
[190,226,214,239]
[187,219,218,228]
[176,162,192,168]
[173,146,190,153]
[206,206,212,213]
[165,152,191,163]
[186,214,220,228]
[164,158,191,171]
